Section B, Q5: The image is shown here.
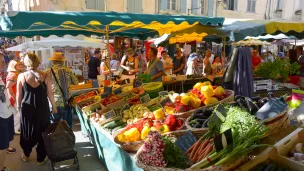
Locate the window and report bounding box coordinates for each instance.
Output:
[167,0,177,10]
[227,0,238,11]
[295,0,304,10]
[86,0,105,11]
[277,0,284,10]
[200,0,205,14]
[247,0,256,13]
[127,0,142,13]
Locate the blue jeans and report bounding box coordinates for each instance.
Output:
[53,106,72,128]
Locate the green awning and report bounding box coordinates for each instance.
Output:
[0,11,224,39]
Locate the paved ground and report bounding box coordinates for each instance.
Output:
[4,120,108,171]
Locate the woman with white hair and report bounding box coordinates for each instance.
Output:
[16,53,57,165]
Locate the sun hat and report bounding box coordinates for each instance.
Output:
[48,52,66,61]
[125,48,134,54]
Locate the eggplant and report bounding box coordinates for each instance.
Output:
[195,118,206,124]
[237,98,247,110]
[203,108,213,116]
[202,118,210,128]
[195,109,204,114]
[192,113,204,119]
[194,123,201,128]
[245,97,260,115]
[258,98,269,107]
[235,95,245,101]
[250,96,262,102]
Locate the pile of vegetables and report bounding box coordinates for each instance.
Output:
[188,108,213,129]
[137,131,188,169]
[185,137,214,164]
[74,91,96,103]
[103,119,127,134]
[191,105,268,169]
[235,95,268,115]
[101,95,122,106]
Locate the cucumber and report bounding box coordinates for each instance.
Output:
[104,120,124,129]
[103,120,117,128]
[111,124,127,133]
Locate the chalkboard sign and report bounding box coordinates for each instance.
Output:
[210,104,228,127]
[133,78,143,88]
[101,92,109,98]
[159,91,169,96]
[114,88,122,95]
[140,94,151,104]
[120,104,130,115]
[214,129,233,152]
[104,110,117,120]
[175,130,198,153]
[255,98,288,120]
[104,86,113,95]
[160,97,172,107]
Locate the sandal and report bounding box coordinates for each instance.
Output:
[21,154,29,162]
[37,157,48,166]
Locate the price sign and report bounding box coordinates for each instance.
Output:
[214,129,233,152]
[255,98,288,120]
[210,104,228,127]
[120,104,130,115]
[104,110,117,120]
[160,97,172,107]
[175,130,198,153]
[140,94,151,104]
[104,86,113,95]
[114,88,122,95]
[133,78,143,88]
[101,92,109,98]
[159,91,169,96]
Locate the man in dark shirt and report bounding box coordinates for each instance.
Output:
[88,49,101,80]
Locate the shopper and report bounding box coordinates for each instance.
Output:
[145,46,164,82]
[16,53,57,165]
[0,54,15,171]
[212,56,222,74]
[110,53,120,72]
[288,49,298,64]
[172,48,185,75]
[46,52,78,128]
[136,49,147,76]
[100,56,112,80]
[120,48,138,80]
[203,50,212,76]
[161,51,173,75]
[6,60,24,135]
[88,48,101,80]
[267,51,274,62]
[185,53,198,75]
[251,50,262,69]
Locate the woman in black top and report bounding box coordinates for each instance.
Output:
[120,48,138,80]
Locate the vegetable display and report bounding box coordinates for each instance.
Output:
[74,91,96,103]
[187,109,213,129]
[185,138,214,164]
[122,104,150,123]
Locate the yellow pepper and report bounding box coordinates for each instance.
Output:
[124,128,141,142]
[204,97,219,106]
[154,109,165,120]
[213,86,225,96]
[201,85,214,98]
[160,124,170,133]
[164,106,175,114]
[193,82,202,90]
[202,81,212,86]
[191,97,201,109]
[141,126,151,140]
[181,95,192,105]
[117,133,126,142]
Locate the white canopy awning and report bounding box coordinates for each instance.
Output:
[5,38,104,51]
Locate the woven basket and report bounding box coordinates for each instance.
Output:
[173,90,235,119]
[262,109,290,137]
[185,116,209,131]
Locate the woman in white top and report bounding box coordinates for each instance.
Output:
[161,51,173,75]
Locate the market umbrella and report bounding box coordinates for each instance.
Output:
[233,39,272,46]
[5,38,104,51]
[0,11,224,40]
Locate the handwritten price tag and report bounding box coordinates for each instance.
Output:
[160,97,172,107]
[140,94,151,104]
[120,104,130,115]
[114,88,122,95]
[104,110,117,120]
[101,92,109,98]
[175,130,197,153]
[159,91,169,96]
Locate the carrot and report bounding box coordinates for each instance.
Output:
[185,144,194,155]
[198,140,209,154]
[197,143,211,161]
[202,144,213,159]
[189,138,203,160]
[209,138,214,143]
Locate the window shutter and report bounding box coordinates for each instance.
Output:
[180,0,187,13]
[234,0,238,10]
[86,0,105,11]
[191,0,198,14]
[252,0,256,12]
[134,0,142,13]
[247,0,252,12]
[277,0,283,9]
[160,0,168,10]
[127,0,134,12]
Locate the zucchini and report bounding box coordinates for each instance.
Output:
[103,120,117,128]
[104,120,124,129]
[111,124,127,133]
[108,121,125,130]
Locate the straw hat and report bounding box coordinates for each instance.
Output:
[49,52,66,61]
[125,48,134,54]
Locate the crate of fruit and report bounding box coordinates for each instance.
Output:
[74,90,98,103]
[78,96,102,110]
